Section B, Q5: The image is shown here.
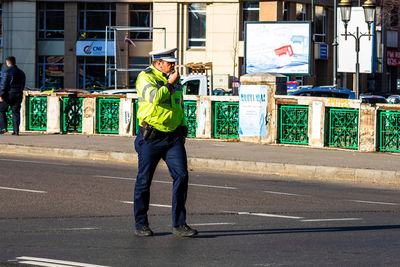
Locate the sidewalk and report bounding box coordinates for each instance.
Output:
[0,132,399,187]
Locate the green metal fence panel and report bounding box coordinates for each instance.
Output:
[62,97,83,133]
[184,101,197,138]
[328,108,359,149]
[98,98,120,134]
[6,106,12,130]
[279,105,309,145]
[27,96,47,131]
[214,101,239,139]
[379,110,400,152]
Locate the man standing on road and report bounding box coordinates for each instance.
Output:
[133,48,197,237]
[0,56,26,135]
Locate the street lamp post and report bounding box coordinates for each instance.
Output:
[339,0,376,99]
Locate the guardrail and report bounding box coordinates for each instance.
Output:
[16,91,400,153]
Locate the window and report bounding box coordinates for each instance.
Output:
[242,2,259,39]
[296,3,306,21]
[283,2,290,21]
[314,6,326,43]
[129,57,151,87]
[78,3,116,40]
[78,57,114,90]
[37,56,64,90]
[188,3,206,48]
[182,80,200,95]
[130,4,152,40]
[38,2,64,39]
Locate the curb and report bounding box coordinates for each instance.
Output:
[1,144,399,187]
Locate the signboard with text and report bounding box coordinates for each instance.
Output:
[76,41,115,56]
[239,85,268,137]
[387,50,400,67]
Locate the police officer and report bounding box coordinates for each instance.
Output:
[0,56,25,135]
[134,48,198,237]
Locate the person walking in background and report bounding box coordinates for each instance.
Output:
[0,56,25,135]
[133,48,197,237]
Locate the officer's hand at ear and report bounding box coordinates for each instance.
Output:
[168,70,180,85]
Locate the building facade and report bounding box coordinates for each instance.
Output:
[0,0,398,94]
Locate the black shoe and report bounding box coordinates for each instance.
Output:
[12,132,19,136]
[135,226,153,237]
[172,224,198,237]
[0,129,7,134]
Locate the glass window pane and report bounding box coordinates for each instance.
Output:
[130,3,151,11]
[189,4,206,42]
[46,11,64,30]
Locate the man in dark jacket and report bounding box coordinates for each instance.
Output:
[0,56,25,135]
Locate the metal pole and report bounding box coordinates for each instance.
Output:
[114,29,117,90]
[105,26,108,77]
[355,27,360,99]
[333,0,338,86]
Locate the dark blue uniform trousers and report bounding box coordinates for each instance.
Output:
[134,129,188,229]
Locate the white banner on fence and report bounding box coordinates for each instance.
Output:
[239,85,268,136]
[312,101,322,139]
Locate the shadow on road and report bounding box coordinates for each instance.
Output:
[195,225,400,238]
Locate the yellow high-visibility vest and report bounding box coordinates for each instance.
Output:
[136,65,186,132]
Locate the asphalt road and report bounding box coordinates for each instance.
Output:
[1,154,400,267]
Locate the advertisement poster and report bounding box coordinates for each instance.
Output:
[245,22,311,75]
[239,85,268,136]
[76,41,115,56]
[337,7,373,73]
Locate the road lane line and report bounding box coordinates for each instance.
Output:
[190,222,235,226]
[15,256,110,267]
[16,261,70,267]
[348,200,399,206]
[58,227,101,231]
[263,190,309,197]
[0,158,69,166]
[95,175,237,190]
[301,218,362,222]
[120,201,172,208]
[223,211,303,220]
[0,186,47,194]
[95,175,135,181]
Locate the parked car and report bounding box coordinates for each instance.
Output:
[289,86,356,99]
[386,95,400,104]
[360,95,387,104]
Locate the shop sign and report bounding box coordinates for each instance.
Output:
[76,41,115,56]
[387,50,400,67]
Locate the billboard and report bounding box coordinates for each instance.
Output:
[245,22,311,75]
[337,7,373,73]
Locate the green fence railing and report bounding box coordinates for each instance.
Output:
[279,105,309,145]
[214,101,239,139]
[6,106,12,130]
[328,108,359,149]
[184,101,197,138]
[379,110,400,152]
[27,96,47,131]
[97,98,119,134]
[62,97,83,133]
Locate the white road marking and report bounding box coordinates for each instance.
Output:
[348,200,399,206]
[263,190,309,197]
[223,211,303,220]
[0,186,47,194]
[301,218,362,222]
[190,222,235,226]
[58,227,101,231]
[95,175,237,190]
[14,256,110,267]
[95,175,135,181]
[120,201,172,208]
[0,158,69,166]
